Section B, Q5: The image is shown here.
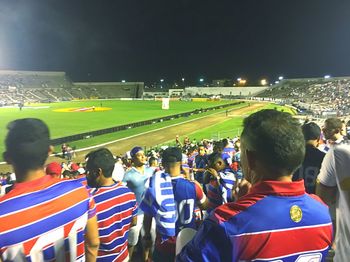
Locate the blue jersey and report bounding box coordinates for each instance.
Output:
[153,177,206,256]
[123,167,153,214]
[178,180,333,262]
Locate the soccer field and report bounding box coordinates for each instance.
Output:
[0,99,235,155]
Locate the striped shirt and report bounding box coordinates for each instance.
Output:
[178,180,333,261]
[0,175,96,261]
[91,182,137,262]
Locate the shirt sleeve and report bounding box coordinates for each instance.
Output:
[87,193,96,219]
[333,145,350,190]
[318,147,337,187]
[194,181,206,205]
[177,217,231,262]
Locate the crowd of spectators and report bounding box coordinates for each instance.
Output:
[1,111,350,261]
[258,78,350,116]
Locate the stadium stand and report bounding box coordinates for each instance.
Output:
[257,77,350,116]
[0,70,144,105]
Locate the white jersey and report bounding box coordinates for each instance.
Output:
[318,142,350,262]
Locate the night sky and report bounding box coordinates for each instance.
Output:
[0,0,350,84]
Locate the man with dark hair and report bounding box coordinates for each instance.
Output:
[193,145,208,184]
[85,148,138,262]
[0,118,99,261]
[293,122,325,193]
[317,117,350,261]
[322,117,344,144]
[178,109,332,261]
[122,146,154,256]
[142,147,207,262]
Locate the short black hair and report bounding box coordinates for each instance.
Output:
[85,148,115,178]
[5,118,50,172]
[302,122,321,141]
[241,109,305,175]
[162,147,182,164]
[207,152,223,167]
[148,156,157,166]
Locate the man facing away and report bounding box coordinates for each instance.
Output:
[0,118,99,261]
[142,147,207,262]
[178,109,333,261]
[85,148,138,262]
[293,122,325,194]
[122,146,154,257]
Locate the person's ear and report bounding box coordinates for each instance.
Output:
[3,151,12,165]
[48,145,54,156]
[245,149,257,170]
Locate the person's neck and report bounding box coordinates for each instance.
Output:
[15,168,46,183]
[306,140,318,147]
[165,168,181,178]
[99,177,115,187]
[134,164,144,173]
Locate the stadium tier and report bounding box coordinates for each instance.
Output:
[0,70,144,105]
[257,77,350,116]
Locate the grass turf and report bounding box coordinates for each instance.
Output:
[0,99,241,156]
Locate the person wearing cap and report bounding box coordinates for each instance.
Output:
[142,147,207,262]
[0,118,99,261]
[122,146,154,257]
[45,161,63,178]
[178,110,332,261]
[293,122,325,194]
[85,148,138,262]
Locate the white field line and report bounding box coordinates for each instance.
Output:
[0,104,249,165]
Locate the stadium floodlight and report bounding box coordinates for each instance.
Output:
[237,78,242,81]
[181,78,185,82]
[275,81,280,84]
[278,76,284,80]
[121,80,126,83]
[324,75,331,79]
[199,78,204,82]
[260,79,268,86]
[160,79,164,82]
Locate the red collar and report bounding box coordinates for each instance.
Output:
[13,175,57,191]
[249,180,306,197]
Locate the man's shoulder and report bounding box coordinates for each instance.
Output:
[211,193,264,223]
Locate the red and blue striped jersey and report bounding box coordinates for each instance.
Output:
[91,182,137,262]
[178,180,333,262]
[0,175,96,261]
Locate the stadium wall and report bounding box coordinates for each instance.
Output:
[184,86,268,96]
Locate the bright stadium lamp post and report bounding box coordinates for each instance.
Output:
[324,75,331,79]
[278,76,284,81]
[121,80,126,83]
[160,79,164,89]
[181,78,185,87]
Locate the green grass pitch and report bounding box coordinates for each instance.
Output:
[0,99,235,155]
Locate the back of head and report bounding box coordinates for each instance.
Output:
[162,147,182,171]
[302,122,321,141]
[325,117,343,131]
[241,109,305,175]
[85,148,115,178]
[4,118,50,172]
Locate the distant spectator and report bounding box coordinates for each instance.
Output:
[45,162,62,178]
